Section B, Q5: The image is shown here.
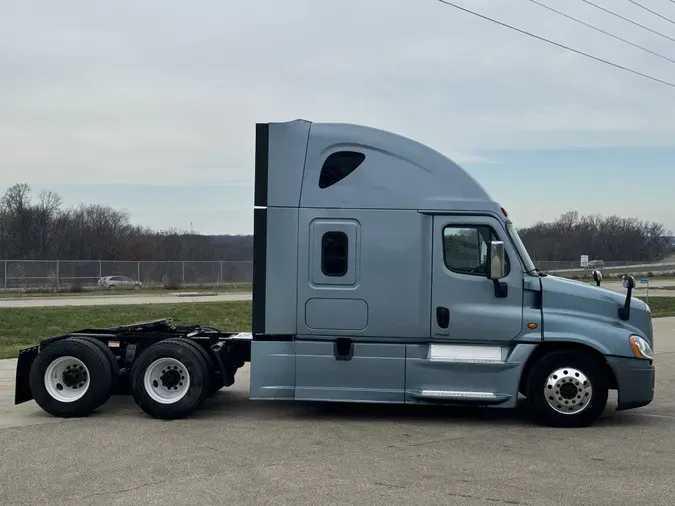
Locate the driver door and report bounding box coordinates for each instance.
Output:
[431,214,523,342]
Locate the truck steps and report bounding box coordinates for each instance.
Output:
[410,389,511,404]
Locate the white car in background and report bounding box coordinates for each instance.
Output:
[97,276,143,290]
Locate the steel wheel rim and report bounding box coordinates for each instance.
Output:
[44,356,90,403]
[143,357,191,404]
[544,367,592,415]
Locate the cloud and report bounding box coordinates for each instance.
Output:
[448,152,501,165]
[1,0,675,187]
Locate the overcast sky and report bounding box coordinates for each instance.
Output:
[2,0,675,235]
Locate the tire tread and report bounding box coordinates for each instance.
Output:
[67,336,121,395]
[163,338,223,394]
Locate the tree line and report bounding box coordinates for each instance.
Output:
[1,184,671,262]
[0,183,252,261]
[518,211,673,262]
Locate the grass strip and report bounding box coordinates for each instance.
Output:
[0,301,251,359]
[1,297,672,359]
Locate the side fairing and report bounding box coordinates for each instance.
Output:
[252,121,311,335]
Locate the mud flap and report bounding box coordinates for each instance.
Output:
[14,345,39,405]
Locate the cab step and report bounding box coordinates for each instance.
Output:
[410,389,511,404]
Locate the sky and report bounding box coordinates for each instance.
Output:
[1,0,675,235]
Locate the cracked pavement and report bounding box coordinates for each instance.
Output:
[1,318,674,505]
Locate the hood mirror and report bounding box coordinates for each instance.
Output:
[592,269,602,286]
[619,275,636,321]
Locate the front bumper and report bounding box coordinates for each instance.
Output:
[607,356,655,411]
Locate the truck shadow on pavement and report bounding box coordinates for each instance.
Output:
[191,390,646,428]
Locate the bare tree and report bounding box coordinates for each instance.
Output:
[519,211,672,262]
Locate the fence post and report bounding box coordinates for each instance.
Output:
[3,260,6,289]
[137,262,141,283]
[99,260,102,278]
[182,261,185,285]
[56,260,60,289]
[220,261,223,285]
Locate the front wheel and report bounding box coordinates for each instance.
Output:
[525,350,609,428]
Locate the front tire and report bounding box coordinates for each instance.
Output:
[29,338,114,417]
[525,350,609,428]
[130,340,212,419]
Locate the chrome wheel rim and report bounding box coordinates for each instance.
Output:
[544,367,592,415]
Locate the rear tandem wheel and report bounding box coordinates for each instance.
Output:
[161,337,224,393]
[28,338,115,418]
[67,335,121,396]
[129,339,213,419]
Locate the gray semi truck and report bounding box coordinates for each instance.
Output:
[13,119,655,428]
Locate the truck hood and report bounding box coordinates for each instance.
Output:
[540,275,653,349]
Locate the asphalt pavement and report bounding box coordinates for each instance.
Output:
[0,318,674,505]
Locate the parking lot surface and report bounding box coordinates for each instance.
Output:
[1,318,674,505]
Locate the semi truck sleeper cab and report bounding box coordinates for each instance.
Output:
[14,119,655,428]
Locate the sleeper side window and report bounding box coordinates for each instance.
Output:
[318,151,365,189]
[442,225,510,276]
[321,231,348,276]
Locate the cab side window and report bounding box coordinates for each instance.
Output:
[321,231,349,277]
[442,225,510,276]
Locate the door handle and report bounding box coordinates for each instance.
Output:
[436,306,450,329]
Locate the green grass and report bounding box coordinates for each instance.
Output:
[0,283,252,299]
[638,297,675,318]
[1,297,673,359]
[0,301,252,359]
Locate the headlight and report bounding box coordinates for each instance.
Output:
[629,335,653,360]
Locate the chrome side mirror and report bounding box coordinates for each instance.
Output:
[488,240,506,280]
[592,269,602,286]
[622,274,636,290]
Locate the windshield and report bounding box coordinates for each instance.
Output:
[506,221,537,273]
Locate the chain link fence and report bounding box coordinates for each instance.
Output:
[0,260,252,289]
[1,258,673,290]
[534,260,675,277]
